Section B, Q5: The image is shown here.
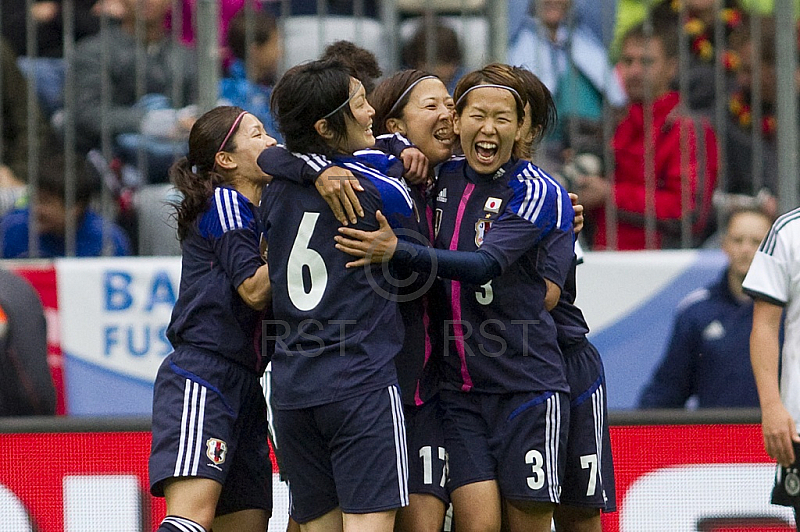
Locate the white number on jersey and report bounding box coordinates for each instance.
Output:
[476,280,493,305]
[525,449,545,490]
[287,212,328,311]
[420,445,448,487]
[580,453,598,496]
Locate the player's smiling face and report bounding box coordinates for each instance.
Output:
[391,78,455,167]
[226,113,276,183]
[339,79,376,154]
[454,86,522,175]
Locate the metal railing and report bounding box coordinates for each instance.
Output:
[0,1,797,255]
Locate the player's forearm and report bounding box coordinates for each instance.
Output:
[237,264,271,311]
[392,242,502,285]
[750,301,784,409]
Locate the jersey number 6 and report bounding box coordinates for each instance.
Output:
[287,212,329,311]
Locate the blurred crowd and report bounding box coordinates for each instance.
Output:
[0,0,797,257]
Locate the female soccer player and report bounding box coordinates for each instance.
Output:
[336,65,575,532]
[260,58,415,532]
[509,64,617,532]
[368,70,455,532]
[149,106,276,532]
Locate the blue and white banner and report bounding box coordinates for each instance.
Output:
[56,258,181,415]
[52,250,729,414]
[578,250,728,409]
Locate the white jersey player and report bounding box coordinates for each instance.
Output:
[743,207,800,521]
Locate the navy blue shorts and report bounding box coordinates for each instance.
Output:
[440,389,568,503]
[274,385,409,523]
[405,398,449,503]
[561,340,616,512]
[149,346,273,517]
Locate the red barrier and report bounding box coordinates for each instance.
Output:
[0,425,794,531]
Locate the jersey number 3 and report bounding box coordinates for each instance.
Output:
[288,212,328,311]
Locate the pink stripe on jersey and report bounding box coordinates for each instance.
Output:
[414,204,439,405]
[414,296,433,406]
[449,183,475,392]
[425,203,435,243]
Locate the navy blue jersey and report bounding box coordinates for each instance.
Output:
[256,133,416,185]
[260,157,416,409]
[261,145,441,406]
[334,152,443,406]
[539,233,591,351]
[343,151,444,406]
[433,157,573,394]
[166,187,266,374]
[397,180,442,406]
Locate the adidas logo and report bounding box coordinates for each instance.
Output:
[437,188,448,203]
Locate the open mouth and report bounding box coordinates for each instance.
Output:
[475,141,498,164]
[433,126,454,145]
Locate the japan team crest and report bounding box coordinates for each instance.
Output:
[475,218,493,247]
[206,438,227,465]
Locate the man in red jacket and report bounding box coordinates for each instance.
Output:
[577,22,718,250]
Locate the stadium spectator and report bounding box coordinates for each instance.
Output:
[744,206,800,524]
[638,207,772,408]
[0,153,131,258]
[509,0,618,47]
[401,18,465,94]
[648,0,746,115]
[508,0,626,173]
[0,268,56,417]
[168,0,253,49]
[219,9,282,142]
[721,16,795,207]
[2,0,101,116]
[1,37,53,195]
[73,0,198,185]
[578,22,719,250]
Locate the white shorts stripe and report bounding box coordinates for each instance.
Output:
[181,382,198,476]
[545,394,561,503]
[593,385,605,490]
[262,367,278,451]
[191,386,207,475]
[388,386,409,506]
[545,396,554,502]
[173,378,192,476]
